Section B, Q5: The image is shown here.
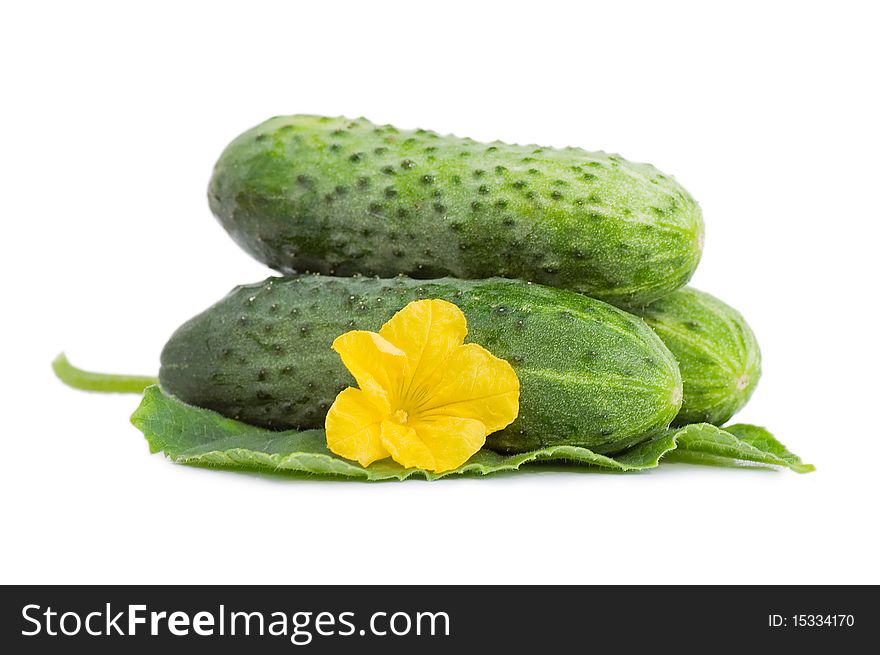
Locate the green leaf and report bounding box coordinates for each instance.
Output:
[53,353,158,394]
[131,386,812,480]
[665,422,815,473]
[131,387,673,480]
[131,386,813,479]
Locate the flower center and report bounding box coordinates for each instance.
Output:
[392,408,409,424]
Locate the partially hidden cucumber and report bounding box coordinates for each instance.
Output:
[208,115,704,307]
[159,276,683,454]
[633,287,761,426]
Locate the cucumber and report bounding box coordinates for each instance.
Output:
[159,276,683,454]
[633,287,761,425]
[208,115,704,307]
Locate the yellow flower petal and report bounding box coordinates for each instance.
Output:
[417,343,520,433]
[379,419,435,470]
[331,330,406,407]
[411,416,487,472]
[326,298,521,473]
[378,299,467,400]
[325,387,389,467]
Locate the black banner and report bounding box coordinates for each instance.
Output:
[1,585,874,652]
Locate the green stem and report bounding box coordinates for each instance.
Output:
[52,352,158,394]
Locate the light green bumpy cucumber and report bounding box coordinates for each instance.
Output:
[159,276,683,454]
[208,115,704,307]
[633,287,761,426]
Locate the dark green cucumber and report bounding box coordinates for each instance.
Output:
[633,287,761,425]
[208,115,704,307]
[159,276,682,454]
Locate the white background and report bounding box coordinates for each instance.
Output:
[2,1,878,585]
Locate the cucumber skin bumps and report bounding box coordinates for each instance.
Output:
[160,276,683,454]
[208,115,704,308]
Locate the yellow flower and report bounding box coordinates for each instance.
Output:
[324,299,520,472]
